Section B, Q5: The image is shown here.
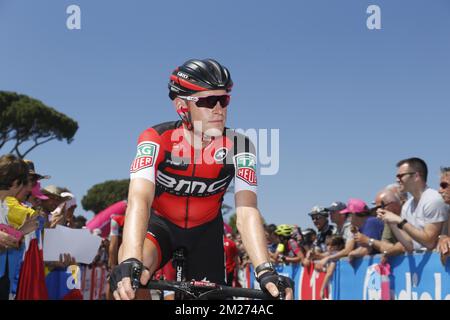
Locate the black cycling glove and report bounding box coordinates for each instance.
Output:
[257,270,295,300]
[109,258,144,292]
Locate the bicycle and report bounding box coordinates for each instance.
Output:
[143,279,275,300]
[138,247,289,300]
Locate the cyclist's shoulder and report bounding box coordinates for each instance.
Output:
[152,120,182,135]
[137,121,182,142]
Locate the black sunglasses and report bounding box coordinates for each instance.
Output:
[178,95,230,109]
[396,172,416,180]
[440,182,449,189]
[369,201,394,213]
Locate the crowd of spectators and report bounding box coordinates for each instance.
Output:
[228,157,450,292]
[1,154,449,300]
[0,153,105,300]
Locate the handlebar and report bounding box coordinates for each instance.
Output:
[143,279,277,300]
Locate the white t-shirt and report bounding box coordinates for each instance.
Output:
[401,188,450,250]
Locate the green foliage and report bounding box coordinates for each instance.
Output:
[81,179,130,214]
[0,91,78,158]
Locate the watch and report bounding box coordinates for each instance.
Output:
[397,219,408,230]
[368,238,375,247]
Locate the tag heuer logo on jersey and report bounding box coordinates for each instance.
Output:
[214,147,228,162]
[234,153,257,186]
[130,142,159,173]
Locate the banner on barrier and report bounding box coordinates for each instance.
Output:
[249,253,450,300]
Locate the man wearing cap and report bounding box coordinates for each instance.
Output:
[316,198,385,268]
[40,185,72,228]
[314,201,355,270]
[327,201,352,241]
[4,159,50,232]
[60,192,77,228]
[344,198,384,261]
[308,206,336,253]
[377,158,449,252]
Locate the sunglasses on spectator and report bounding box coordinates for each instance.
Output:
[440,182,449,189]
[311,215,325,221]
[396,172,416,180]
[178,95,230,109]
[369,201,394,213]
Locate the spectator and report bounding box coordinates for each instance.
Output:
[437,167,450,262]
[384,183,408,205]
[72,215,87,229]
[354,187,406,257]
[315,202,354,270]
[273,224,305,265]
[60,192,77,228]
[265,224,278,253]
[315,199,382,269]
[327,201,351,241]
[223,234,238,287]
[378,158,449,251]
[299,228,316,252]
[0,154,29,299]
[308,206,336,254]
[265,224,280,263]
[345,198,384,261]
[40,185,71,228]
[5,170,39,230]
[108,213,125,270]
[320,235,345,299]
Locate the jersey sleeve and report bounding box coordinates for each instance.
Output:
[130,128,163,183]
[231,133,258,195]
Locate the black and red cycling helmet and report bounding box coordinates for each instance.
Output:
[168,58,233,100]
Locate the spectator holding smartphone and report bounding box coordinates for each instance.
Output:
[0,154,29,299]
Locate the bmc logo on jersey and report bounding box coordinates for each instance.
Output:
[130,142,159,173]
[234,153,257,186]
[156,170,232,197]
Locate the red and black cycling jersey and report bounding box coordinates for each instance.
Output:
[130,121,257,229]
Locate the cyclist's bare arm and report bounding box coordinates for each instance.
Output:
[235,190,293,299]
[114,178,154,300]
[235,191,267,268]
[120,178,155,262]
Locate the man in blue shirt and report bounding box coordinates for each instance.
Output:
[340,198,384,262]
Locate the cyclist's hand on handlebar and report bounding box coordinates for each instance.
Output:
[258,271,294,300]
[109,258,151,300]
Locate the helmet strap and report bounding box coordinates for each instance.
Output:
[177,104,216,148]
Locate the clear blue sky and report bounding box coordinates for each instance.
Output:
[1,0,449,228]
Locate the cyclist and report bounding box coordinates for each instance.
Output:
[273,224,306,265]
[109,58,293,300]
